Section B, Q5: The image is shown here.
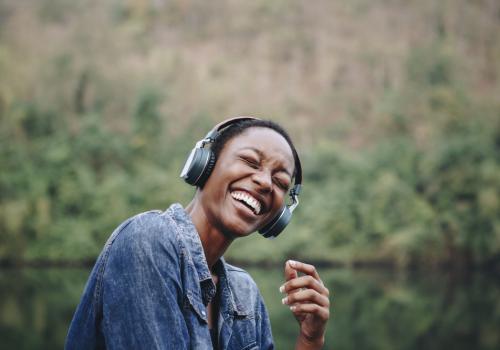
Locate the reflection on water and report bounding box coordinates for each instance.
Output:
[251,268,500,350]
[0,267,499,349]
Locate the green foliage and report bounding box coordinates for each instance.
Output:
[132,87,164,149]
[1,43,500,266]
[0,0,499,268]
[0,99,193,262]
[229,41,500,267]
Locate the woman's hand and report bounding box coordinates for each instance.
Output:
[280,260,330,349]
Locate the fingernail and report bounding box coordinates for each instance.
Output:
[288,260,296,267]
[290,305,296,311]
[281,297,288,305]
[279,285,285,293]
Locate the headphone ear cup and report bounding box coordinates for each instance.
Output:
[258,206,292,239]
[182,148,216,186]
[196,151,216,188]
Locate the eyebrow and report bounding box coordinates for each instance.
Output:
[240,147,293,178]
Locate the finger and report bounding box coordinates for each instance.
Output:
[284,260,298,282]
[281,275,329,296]
[289,303,330,321]
[281,260,299,294]
[288,260,322,282]
[282,289,329,307]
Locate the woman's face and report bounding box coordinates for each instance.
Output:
[199,127,295,238]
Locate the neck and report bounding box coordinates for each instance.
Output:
[185,195,234,270]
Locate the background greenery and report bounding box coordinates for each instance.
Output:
[0,0,499,269]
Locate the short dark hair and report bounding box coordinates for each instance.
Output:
[211,119,300,179]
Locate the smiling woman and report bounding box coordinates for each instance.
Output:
[65,117,330,350]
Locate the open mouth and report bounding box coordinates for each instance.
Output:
[230,190,262,215]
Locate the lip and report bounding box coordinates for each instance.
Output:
[230,188,267,216]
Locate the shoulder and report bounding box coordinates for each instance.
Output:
[105,209,181,259]
[225,263,258,287]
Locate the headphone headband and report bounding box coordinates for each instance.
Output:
[204,116,261,140]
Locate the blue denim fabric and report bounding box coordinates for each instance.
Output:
[65,203,274,350]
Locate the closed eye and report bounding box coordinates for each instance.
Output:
[273,177,290,191]
[240,156,260,169]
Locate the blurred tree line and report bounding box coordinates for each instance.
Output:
[0,0,499,268]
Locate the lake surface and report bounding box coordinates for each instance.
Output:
[0,266,499,349]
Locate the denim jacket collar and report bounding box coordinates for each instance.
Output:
[169,203,249,317]
[169,203,212,283]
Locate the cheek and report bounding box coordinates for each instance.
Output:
[270,191,287,213]
[210,159,247,186]
[204,162,229,189]
[202,163,238,205]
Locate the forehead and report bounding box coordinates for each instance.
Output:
[222,127,295,170]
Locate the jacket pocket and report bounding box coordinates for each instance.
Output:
[228,317,259,350]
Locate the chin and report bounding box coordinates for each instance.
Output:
[221,217,257,238]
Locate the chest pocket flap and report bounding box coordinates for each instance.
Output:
[184,292,208,324]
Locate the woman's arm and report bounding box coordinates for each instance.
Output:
[280,260,330,350]
[100,215,187,349]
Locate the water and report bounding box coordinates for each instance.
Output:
[0,267,499,349]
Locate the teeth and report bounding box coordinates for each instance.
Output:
[231,191,261,215]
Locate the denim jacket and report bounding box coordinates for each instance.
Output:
[65,203,274,349]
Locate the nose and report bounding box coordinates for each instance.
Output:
[252,169,272,194]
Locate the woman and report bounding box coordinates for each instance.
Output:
[66,117,330,349]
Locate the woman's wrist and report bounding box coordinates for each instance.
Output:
[295,333,325,350]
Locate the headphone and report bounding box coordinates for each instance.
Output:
[180,116,302,239]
